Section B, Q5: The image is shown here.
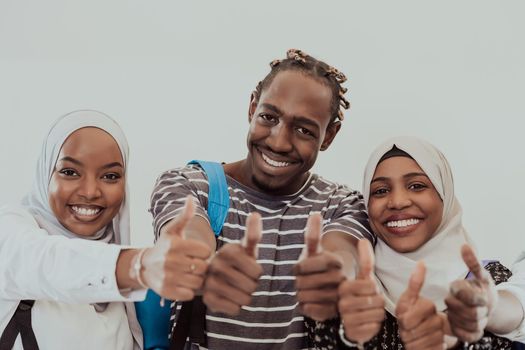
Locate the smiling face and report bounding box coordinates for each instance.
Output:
[48,127,125,237]
[368,156,443,253]
[242,70,340,195]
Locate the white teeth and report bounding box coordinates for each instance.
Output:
[261,152,290,168]
[386,218,420,228]
[71,206,101,216]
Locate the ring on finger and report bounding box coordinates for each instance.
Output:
[190,262,197,273]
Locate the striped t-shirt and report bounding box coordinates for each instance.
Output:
[150,164,373,350]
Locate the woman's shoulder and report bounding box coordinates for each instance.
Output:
[0,205,39,228]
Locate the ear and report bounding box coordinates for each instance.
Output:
[248,92,258,123]
[320,121,341,151]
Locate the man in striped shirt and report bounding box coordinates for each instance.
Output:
[149,49,374,349]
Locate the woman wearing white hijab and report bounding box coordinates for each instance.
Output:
[307,136,524,349]
[0,110,145,349]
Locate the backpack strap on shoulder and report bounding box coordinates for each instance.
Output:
[187,160,229,236]
[0,300,39,350]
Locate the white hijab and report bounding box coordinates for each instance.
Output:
[363,136,475,314]
[21,110,130,245]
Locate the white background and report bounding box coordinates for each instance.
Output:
[0,1,523,265]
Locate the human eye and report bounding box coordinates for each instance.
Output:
[258,113,278,124]
[58,168,79,177]
[408,182,428,191]
[296,126,315,138]
[102,173,122,182]
[370,186,389,197]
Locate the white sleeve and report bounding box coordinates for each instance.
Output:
[494,252,525,343]
[0,207,146,303]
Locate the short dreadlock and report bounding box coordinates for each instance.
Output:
[253,49,350,123]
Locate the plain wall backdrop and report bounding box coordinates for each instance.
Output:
[0,0,523,265]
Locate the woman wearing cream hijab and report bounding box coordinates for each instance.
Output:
[307,136,524,349]
[0,110,143,349]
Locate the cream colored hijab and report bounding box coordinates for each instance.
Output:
[363,136,475,315]
[21,110,130,245]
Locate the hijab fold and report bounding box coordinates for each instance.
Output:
[363,136,475,315]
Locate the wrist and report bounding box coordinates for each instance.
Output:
[116,248,149,290]
[130,248,149,289]
[339,322,365,349]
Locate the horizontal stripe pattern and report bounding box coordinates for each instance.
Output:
[151,164,372,349]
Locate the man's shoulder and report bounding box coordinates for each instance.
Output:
[157,164,208,182]
[310,174,363,198]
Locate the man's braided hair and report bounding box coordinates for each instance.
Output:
[253,49,350,123]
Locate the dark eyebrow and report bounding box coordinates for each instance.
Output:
[371,172,429,184]
[292,116,320,131]
[101,162,124,170]
[259,103,320,131]
[57,157,123,170]
[259,103,283,115]
[58,156,83,166]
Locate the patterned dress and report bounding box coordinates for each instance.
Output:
[306,262,514,350]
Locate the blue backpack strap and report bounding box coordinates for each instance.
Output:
[134,290,171,350]
[188,160,229,236]
[136,161,230,350]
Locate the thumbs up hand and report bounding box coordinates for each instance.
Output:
[338,240,385,345]
[203,212,264,315]
[141,196,212,301]
[396,262,446,350]
[294,213,345,321]
[445,244,498,343]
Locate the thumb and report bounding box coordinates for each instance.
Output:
[396,261,426,316]
[461,244,487,282]
[356,239,374,280]
[166,195,195,238]
[304,212,322,257]
[242,212,262,258]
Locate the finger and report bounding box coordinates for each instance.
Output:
[461,244,486,281]
[299,302,337,321]
[341,308,385,327]
[357,239,374,280]
[339,294,385,313]
[294,252,342,275]
[208,257,259,294]
[304,212,322,257]
[242,212,262,258]
[297,288,339,304]
[166,195,195,238]
[160,286,195,301]
[396,261,426,316]
[402,330,445,350]
[203,291,243,316]
[172,239,212,259]
[295,269,344,290]
[445,294,489,321]
[399,298,436,330]
[204,276,253,307]
[406,261,426,301]
[449,279,487,306]
[339,279,380,297]
[216,244,264,279]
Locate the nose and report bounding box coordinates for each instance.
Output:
[387,188,411,210]
[266,123,293,153]
[77,176,102,200]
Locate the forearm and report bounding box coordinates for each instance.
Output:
[322,231,359,278]
[487,290,524,334]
